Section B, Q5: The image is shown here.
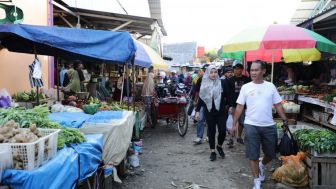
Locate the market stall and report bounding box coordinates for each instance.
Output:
[0,24,139,188]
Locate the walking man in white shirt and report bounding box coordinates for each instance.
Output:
[232,61,288,189]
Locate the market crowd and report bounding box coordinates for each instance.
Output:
[142,60,288,189]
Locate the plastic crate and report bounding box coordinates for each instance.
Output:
[0,128,60,170]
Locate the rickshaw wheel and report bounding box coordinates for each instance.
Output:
[177,106,188,137]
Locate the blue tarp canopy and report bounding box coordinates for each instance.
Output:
[48,112,91,128]
[0,24,136,63]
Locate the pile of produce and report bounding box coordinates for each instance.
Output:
[12,90,48,102]
[0,105,59,128]
[281,101,300,113]
[0,120,41,143]
[51,103,83,113]
[277,86,295,95]
[99,103,113,111]
[0,105,86,150]
[294,129,336,153]
[87,97,100,105]
[110,101,142,111]
[292,85,311,94]
[322,93,336,103]
[57,127,86,149]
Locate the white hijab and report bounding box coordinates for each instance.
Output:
[199,65,222,111]
[142,73,155,96]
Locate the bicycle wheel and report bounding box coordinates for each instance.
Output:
[177,106,188,137]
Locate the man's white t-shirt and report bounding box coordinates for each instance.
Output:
[236,81,282,127]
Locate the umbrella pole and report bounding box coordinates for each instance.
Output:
[271,50,274,83]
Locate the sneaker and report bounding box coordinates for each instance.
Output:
[209,152,216,161]
[226,139,234,148]
[259,161,265,182]
[216,146,225,158]
[252,178,261,189]
[193,138,202,144]
[204,137,209,142]
[237,138,244,145]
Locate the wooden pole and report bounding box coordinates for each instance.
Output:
[56,57,60,101]
[126,63,130,110]
[120,65,126,105]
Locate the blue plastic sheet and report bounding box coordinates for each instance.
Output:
[86,111,123,123]
[0,24,136,63]
[48,112,92,128]
[1,134,103,189]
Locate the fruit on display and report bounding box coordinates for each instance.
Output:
[292,85,311,94]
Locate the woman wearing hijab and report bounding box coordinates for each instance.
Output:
[195,65,230,161]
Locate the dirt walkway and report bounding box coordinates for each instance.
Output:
[114,120,293,189]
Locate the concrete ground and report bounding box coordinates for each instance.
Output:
[113,120,310,189]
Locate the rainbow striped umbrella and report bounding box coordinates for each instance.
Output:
[219,24,336,82]
[134,39,169,70]
[220,24,336,63]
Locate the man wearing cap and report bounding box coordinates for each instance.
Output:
[227,60,251,146]
[221,66,234,80]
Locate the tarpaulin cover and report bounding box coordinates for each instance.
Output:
[80,111,135,166]
[1,134,103,189]
[48,112,92,128]
[0,24,136,63]
[85,111,123,123]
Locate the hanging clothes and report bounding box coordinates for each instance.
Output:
[29,59,44,88]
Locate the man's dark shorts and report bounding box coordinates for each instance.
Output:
[244,124,277,160]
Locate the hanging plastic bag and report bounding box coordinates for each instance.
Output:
[0,88,11,108]
[226,114,233,130]
[32,58,42,79]
[272,152,308,188]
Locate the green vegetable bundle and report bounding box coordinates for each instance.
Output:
[110,101,142,112]
[13,90,47,102]
[57,127,86,149]
[322,94,336,103]
[294,129,336,153]
[0,105,60,129]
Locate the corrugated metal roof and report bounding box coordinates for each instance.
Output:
[55,0,166,36]
[291,0,336,25]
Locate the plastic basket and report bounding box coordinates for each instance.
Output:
[0,128,60,170]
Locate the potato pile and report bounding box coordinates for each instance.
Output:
[0,120,42,143]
